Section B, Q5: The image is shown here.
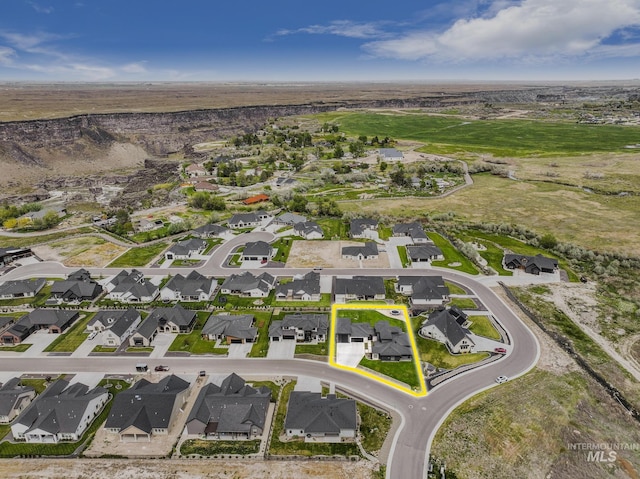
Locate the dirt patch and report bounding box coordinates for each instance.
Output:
[286,240,389,269]
[0,458,378,479]
[32,237,129,268]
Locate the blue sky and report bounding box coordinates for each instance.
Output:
[1,0,640,81]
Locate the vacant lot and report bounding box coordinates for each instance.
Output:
[286,240,389,268]
[33,236,128,267]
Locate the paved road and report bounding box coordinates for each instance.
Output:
[0,232,541,479]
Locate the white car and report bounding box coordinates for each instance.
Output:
[495,375,509,384]
[88,331,98,340]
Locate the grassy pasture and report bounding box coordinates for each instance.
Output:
[317,111,640,157]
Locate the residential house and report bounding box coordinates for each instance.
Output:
[2,309,80,344]
[143,304,197,334]
[201,314,257,344]
[185,163,207,177]
[136,218,164,232]
[269,313,328,342]
[227,211,271,229]
[49,269,103,303]
[407,245,444,263]
[128,316,160,347]
[164,238,207,262]
[104,270,159,303]
[274,271,321,302]
[284,391,357,441]
[274,212,307,226]
[371,320,413,361]
[341,241,379,260]
[293,221,324,240]
[220,271,276,298]
[88,308,141,347]
[392,223,430,244]
[420,306,475,354]
[12,379,108,443]
[0,378,36,424]
[334,276,385,303]
[193,181,219,192]
[0,278,46,300]
[378,148,403,161]
[160,271,216,302]
[184,373,271,439]
[242,194,269,205]
[335,317,375,345]
[105,375,190,442]
[504,253,559,275]
[396,276,449,306]
[0,247,33,267]
[241,241,274,263]
[192,223,232,239]
[19,206,66,224]
[349,218,378,238]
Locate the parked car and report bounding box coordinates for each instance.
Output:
[88,331,98,340]
[494,347,507,354]
[199,370,206,377]
[495,375,509,384]
[154,365,169,372]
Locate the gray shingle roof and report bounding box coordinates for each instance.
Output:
[397,275,449,301]
[334,276,384,297]
[276,212,307,225]
[349,218,378,236]
[243,241,273,257]
[89,308,139,334]
[163,271,214,297]
[284,392,356,434]
[202,314,257,341]
[220,271,275,294]
[407,245,443,261]
[275,271,320,298]
[0,278,46,297]
[293,221,323,237]
[146,304,196,329]
[105,375,190,433]
[0,378,35,416]
[167,238,207,256]
[193,224,229,237]
[422,308,472,347]
[342,241,378,258]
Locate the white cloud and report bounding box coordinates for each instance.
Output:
[0,46,16,64]
[364,0,640,61]
[275,20,390,40]
[121,62,148,74]
[28,2,54,14]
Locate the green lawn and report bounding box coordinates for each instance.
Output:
[168,311,228,355]
[337,309,406,330]
[444,281,467,295]
[247,380,281,401]
[397,245,409,267]
[315,218,348,239]
[106,242,169,267]
[295,343,328,356]
[273,293,332,308]
[379,225,393,240]
[467,315,501,340]
[359,358,421,389]
[92,345,117,353]
[428,232,480,275]
[455,231,513,275]
[358,402,393,455]
[317,111,640,157]
[249,311,274,358]
[416,337,489,369]
[272,237,295,263]
[448,297,478,309]
[44,312,95,353]
[20,377,60,394]
[214,291,274,309]
[0,344,31,352]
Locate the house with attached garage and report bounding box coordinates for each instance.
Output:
[392,222,430,244]
[333,276,385,303]
[11,379,108,443]
[220,271,276,298]
[88,308,141,347]
[503,253,559,275]
[420,306,475,354]
[273,212,307,226]
[49,269,103,303]
[0,246,33,267]
[105,375,190,442]
[227,211,271,229]
[378,148,403,161]
[293,221,324,239]
[284,391,357,441]
[349,218,378,239]
[240,241,274,263]
[142,304,197,334]
[164,238,207,262]
[335,317,375,345]
[269,313,328,343]
[406,244,444,263]
[274,271,321,302]
[201,314,257,344]
[0,378,36,424]
[1,309,80,344]
[341,241,379,260]
[104,269,159,303]
[160,271,217,302]
[396,275,449,307]
[371,320,413,361]
[0,278,46,300]
[192,223,232,239]
[184,373,271,439]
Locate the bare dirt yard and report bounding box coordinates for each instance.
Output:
[32,236,128,268]
[1,458,378,479]
[286,240,389,269]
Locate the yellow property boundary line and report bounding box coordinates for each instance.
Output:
[329,303,428,397]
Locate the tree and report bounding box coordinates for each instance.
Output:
[379,161,388,172]
[288,194,308,213]
[349,141,365,158]
[333,144,344,159]
[539,233,558,250]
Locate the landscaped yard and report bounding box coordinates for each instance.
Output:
[416,337,489,370]
[444,281,467,295]
[357,402,393,456]
[315,218,348,239]
[397,245,409,267]
[44,312,95,353]
[467,315,502,340]
[273,293,332,308]
[0,283,52,307]
[428,232,479,275]
[0,344,31,352]
[106,242,169,267]
[214,291,274,310]
[359,358,421,389]
[448,297,478,310]
[180,439,260,456]
[295,342,328,356]
[249,311,274,358]
[168,311,228,355]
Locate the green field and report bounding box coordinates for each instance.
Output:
[317,112,640,157]
[106,242,169,267]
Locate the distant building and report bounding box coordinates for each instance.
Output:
[242,194,270,205]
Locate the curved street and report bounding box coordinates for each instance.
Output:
[0,231,540,479]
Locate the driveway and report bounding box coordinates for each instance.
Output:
[21,330,59,357]
[71,335,99,358]
[149,333,176,358]
[295,375,322,392]
[335,342,365,368]
[267,340,296,359]
[228,342,253,358]
[385,237,413,269]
